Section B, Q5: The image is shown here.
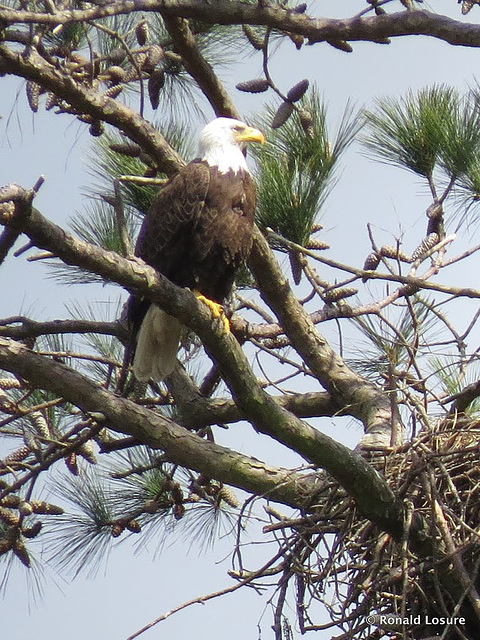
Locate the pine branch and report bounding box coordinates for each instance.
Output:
[248,226,394,447]
[0,318,125,341]
[166,366,339,429]
[0,183,406,538]
[2,5,480,51]
[0,44,184,176]
[162,15,240,118]
[0,335,323,511]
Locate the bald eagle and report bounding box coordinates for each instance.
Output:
[129,117,265,382]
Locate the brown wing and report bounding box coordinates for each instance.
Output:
[126,160,210,336]
[135,160,211,279]
[214,170,256,264]
[189,168,256,302]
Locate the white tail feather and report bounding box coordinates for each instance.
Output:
[133,305,182,382]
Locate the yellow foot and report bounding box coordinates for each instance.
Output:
[193,290,230,333]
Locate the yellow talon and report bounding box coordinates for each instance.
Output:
[194,291,230,333]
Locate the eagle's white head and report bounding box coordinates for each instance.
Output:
[198,117,265,174]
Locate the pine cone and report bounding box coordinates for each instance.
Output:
[0,495,21,508]
[106,65,126,85]
[0,538,13,555]
[103,85,123,99]
[89,121,104,137]
[26,81,41,113]
[22,521,42,539]
[411,233,440,261]
[305,239,329,250]
[143,45,164,73]
[3,445,30,464]
[30,411,50,439]
[109,142,141,157]
[242,24,265,50]
[111,523,124,538]
[236,78,269,94]
[173,503,185,520]
[78,440,97,464]
[13,540,31,568]
[298,108,314,138]
[217,486,239,508]
[399,283,420,297]
[0,507,20,527]
[30,500,64,515]
[107,48,127,65]
[323,287,358,303]
[18,501,33,516]
[272,101,294,129]
[143,499,159,513]
[148,69,165,109]
[0,378,22,390]
[45,91,58,111]
[462,0,475,14]
[363,251,381,272]
[289,250,304,285]
[126,519,141,533]
[379,245,411,262]
[286,32,304,49]
[135,21,149,46]
[286,79,309,103]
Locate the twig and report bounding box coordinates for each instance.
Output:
[113,179,133,258]
[126,548,289,640]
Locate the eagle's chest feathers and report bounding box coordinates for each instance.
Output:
[196,166,254,264]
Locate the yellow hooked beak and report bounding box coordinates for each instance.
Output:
[235,126,266,145]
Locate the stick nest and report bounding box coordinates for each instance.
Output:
[278,418,480,639]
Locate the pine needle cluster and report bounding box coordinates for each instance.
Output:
[254,89,361,248]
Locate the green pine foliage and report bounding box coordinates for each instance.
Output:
[94,122,195,213]
[363,85,480,183]
[46,470,117,577]
[46,199,139,285]
[43,4,89,51]
[44,450,239,571]
[253,90,361,247]
[65,299,125,383]
[92,137,157,216]
[349,297,440,383]
[362,85,456,178]
[430,355,480,417]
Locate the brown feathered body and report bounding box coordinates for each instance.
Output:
[128,159,256,381]
[137,160,255,301]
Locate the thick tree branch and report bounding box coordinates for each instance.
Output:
[0,46,184,175]
[248,227,393,445]
[0,184,405,536]
[0,336,315,508]
[167,366,340,429]
[0,5,479,49]
[0,317,125,341]
[162,15,241,118]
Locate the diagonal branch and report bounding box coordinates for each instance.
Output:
[0,45,183,175]
[162,15,241,118]
[0,336,315,509]
[0,183,405,536]
[248,227,393,446]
